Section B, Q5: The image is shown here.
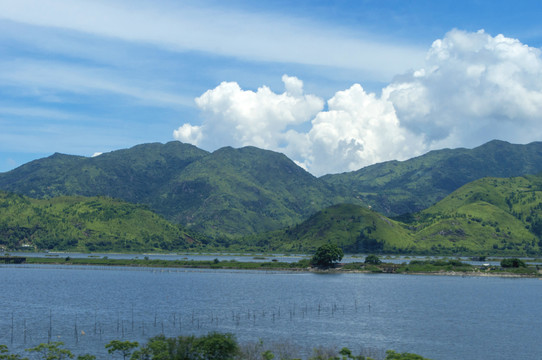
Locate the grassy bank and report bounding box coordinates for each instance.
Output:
[14,256,540,277]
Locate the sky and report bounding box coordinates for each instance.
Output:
[1,0,542,176]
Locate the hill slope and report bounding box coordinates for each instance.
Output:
[0,142,344,238]
[246,174,542,256]
[240,203,414,253]
[322,140,542,216]
[0,192,202,252]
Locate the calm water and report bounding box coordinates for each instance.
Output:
[0,265,541,359]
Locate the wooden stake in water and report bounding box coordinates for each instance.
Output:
[74,317,78,345]
[10,312,14,344]
[48,310,52,344]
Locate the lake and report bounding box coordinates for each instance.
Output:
[0,264,540,359]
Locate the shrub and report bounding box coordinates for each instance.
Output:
[500,258,526,268]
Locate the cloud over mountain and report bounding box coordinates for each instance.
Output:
[385,29,542,149]
[175,30,542,176]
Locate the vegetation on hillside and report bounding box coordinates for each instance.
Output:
[322,140,542,216]
[242,174,542,256]
[0,192,204,252]
[0,142,346,239]
[3,141,542,255]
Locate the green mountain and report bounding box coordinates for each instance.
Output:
[0,142,343,239]
[3,139,542,244]
[244,174,542,256]
[322,140,542,216]
[0,141,208,201]
[0,191,203,252]
[163,146,342,238]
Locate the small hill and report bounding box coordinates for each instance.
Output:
[240,203,414,253]
[0,191,203,252]
[245,174,542,256]
[407,174,542,255]
[322,140,542,216]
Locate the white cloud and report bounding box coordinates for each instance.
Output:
[174,75,324,151]
[303,84,424,175]
[177,30,542,176]
[175,76,423,176]
[384,29,542,149]
[173,124,203,146]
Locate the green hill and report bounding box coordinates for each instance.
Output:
[239,203,414,253]
[0,192,203,252]
[244,174,542,256]
[407,174,542,255]
[0,141,208,201]
[3,139,542,243]
[0,142,345,239]
[163,146,342,238]
[322,140,542,216]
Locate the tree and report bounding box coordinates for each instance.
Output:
[192,332,238,360]
[384,350,431,359]
[311,243,344,268]
[364,255,382,265]
[0,345,28,360]
[26,342,73,360]
[105,340,139,360]
[500,258,526,268]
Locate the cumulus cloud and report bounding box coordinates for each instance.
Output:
[302,84,424,175]
[173,75,324,151]
[384,29,542,149]
[175,30,542,176]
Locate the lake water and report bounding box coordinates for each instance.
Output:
[0,264,540,360]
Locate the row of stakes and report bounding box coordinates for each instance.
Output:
[2,300,372,347]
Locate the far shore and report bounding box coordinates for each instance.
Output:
[3,255,539,278]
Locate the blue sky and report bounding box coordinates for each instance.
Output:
[1,0,542,175]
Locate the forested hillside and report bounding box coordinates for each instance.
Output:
[0,191,203,252]
[322,140,542,216]
[2,140,542,246]
[242,174,542,256]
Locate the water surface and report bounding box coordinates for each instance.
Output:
[0,265,540,359]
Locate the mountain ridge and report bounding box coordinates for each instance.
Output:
[2,139,542,241]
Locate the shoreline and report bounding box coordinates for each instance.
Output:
[8,256,540,278]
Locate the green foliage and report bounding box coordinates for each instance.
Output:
[500,258,527,268]
[364,255,382,265]
[0,336,432,360]
[241,204,414,254]
[0,142,346,239]
[247,173,542,256]
[397,260,473,274]
[311,243,344,268]
[323,140,542,216]
[0,192,204,252]
[384,350,431,360]
[3,140,542,255]
[26,342,74,360]
[106,340,139,360]
[0,345,28,360]
[131,332,237,360]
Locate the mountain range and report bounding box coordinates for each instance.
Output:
[2,139,542,255]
